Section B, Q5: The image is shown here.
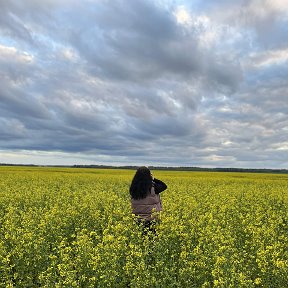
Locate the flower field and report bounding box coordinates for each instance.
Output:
[0,166,287,287]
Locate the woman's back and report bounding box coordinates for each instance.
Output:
[129,167,167,221]
[131,186,162,220]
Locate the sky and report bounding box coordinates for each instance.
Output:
[0,0,288,168]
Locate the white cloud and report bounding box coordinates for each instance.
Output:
[245,48,288,68]
[0,44,33,63]
[60,48,78,61]
[173,6,192,25]
[247,0,288,18]
[272,142,288,151]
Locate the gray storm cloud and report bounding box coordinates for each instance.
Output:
[0,0,287,168]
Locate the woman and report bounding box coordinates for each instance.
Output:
[130,166,167,232]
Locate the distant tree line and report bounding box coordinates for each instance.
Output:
[1,163,287,174]
[147,166,288,174]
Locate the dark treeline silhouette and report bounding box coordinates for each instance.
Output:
[145,166,288,174]
[1,163,287,174]
[73,165,288,174]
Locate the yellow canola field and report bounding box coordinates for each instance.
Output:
[0,167,287,287]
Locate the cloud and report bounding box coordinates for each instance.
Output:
[0,0,287,168]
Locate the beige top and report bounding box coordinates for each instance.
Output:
[130,186,162,220]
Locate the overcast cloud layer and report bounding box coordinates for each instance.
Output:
[0,0,288,168]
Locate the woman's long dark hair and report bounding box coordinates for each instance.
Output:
[130,166,153,200]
